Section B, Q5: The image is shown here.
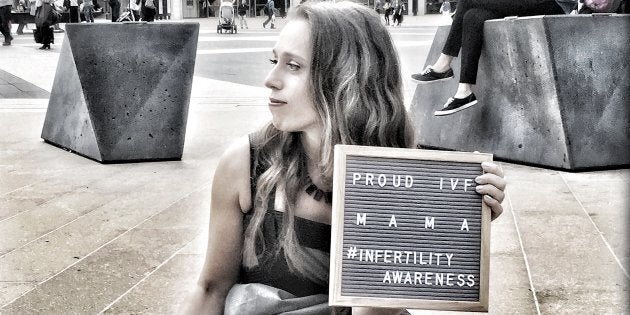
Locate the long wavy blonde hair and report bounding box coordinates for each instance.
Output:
[243,1,415,285]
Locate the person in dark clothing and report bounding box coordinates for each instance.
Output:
[383,0,392,25]
[391,0,404,26]
[109,0,120,21]
[0,0,13,46]
[138,0,156,21]
[238,1,248,29]
[34,0,58,49]
[410,0,577,116]
[179,2,507,314]
[262,0,274,28]
[67,0,80,23]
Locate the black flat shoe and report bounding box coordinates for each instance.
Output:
[411,66,454,83]
[434,93,478,116]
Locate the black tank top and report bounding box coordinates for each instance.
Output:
[239,137,331,297]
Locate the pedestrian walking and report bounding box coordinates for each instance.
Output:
[0,0,13,46]
[262,0,274,29]
[383,0,392,25]
[392,0,404,26]
[82,0,94,22]
[238,0,248,29]
[66,0,79,23]
[34,0,57,49]
[179,2,506,313]
[410,0,578,116]
[109,0,120,21]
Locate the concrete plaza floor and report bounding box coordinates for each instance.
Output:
[0,15,628,314]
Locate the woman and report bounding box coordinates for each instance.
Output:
[34,0,56,49]
[181,2,506,314]
[410,0,577,116]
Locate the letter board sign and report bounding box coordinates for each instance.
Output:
[329,145,492,311]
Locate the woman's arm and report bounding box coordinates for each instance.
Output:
[180,136,252,315]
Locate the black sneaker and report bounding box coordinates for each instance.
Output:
[411,66,454,83]
[434,93,478,116]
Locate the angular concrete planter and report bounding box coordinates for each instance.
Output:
[410,15,630,170]
[41,22,199,163]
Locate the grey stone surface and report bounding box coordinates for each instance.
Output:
[41,23,200,163]
[410,15,630,170]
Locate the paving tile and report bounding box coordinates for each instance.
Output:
[560,171,629,272]
[0,281,37,307]
[21,90,51,98]
[0,198,39,222]
[536,283,628,314]
[1,165,115,207]
[0,165,211,283]
[1,227,195,314]
[0,70,25,84]
[102,253,205,314]
[0,188,118,255]
[0,85,22,97]
[12,83,47,93]
[508,167,629,314]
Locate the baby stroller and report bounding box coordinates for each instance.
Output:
[217,0,237,34]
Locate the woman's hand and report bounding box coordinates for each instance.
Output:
[475,161,506,221]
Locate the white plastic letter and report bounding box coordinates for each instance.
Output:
[425,216,435,229]
[383,271,391,283]
[405,175,413,188]
[357,213,367,226]
[393,175,402,187]
[389,215,398,227]
[464,178,472,192]
[378,174,387,187]
[365,173,374,185]
[461,219,469,231]
[450,178,459,190]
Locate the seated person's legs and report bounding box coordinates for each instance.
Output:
[412,0,566,115]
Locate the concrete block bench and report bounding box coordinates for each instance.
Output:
[41,22,199,163]
[409,14,630,170]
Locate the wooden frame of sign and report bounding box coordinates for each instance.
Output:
[329,145,492,312]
